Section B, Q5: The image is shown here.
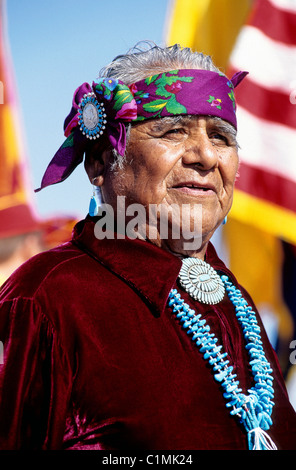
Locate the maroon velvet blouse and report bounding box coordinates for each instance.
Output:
[0,217,295,450]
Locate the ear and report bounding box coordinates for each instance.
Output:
[84,146,113,188]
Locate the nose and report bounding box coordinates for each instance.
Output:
[182,133,218,171]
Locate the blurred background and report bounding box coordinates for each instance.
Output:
[0,0,295,406]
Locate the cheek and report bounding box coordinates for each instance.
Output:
[220,151,239,187]
[128,143,183,196]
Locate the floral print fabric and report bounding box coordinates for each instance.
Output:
[36,69,248,191]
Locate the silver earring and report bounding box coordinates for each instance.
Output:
[88,178,99,216]
[222,216,227,225]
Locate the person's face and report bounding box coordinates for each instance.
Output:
[100,115,239,257]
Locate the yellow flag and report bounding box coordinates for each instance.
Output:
[0,0,40,237]
[224,219,294,370]
[0,0,32,208]
[165,0,252,70]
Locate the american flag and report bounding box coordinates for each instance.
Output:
[227,0,296,244]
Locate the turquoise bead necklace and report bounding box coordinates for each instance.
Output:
[168,258,277,450]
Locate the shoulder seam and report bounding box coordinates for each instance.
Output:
[34,252,88,297]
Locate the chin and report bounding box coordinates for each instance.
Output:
[159,236,204,259]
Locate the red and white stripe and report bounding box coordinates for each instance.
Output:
[228,0,296,213]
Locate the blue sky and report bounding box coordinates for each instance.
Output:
[6,0,171,219]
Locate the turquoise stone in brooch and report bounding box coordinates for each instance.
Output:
[78,93,107,139]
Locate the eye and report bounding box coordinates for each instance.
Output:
[162,127,185,138]
[210,132,230,145]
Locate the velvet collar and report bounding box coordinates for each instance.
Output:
[71,216,234,316]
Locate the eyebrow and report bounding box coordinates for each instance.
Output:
[150,115,237,141]
[149,115,189,132]
[210,117,237,139]
[151,114,236,131]
[210,117,239,148]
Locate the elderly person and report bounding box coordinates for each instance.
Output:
[0,43,295,451]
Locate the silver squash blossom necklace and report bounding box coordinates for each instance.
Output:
[168,257,277,450]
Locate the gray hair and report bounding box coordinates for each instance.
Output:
[99,42,223,84]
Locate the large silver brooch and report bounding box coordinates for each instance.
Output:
[178,257,225,305]
[78,93,107,139]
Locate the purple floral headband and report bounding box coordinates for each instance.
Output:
[35,69,248,192]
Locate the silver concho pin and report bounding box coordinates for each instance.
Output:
[78,93,107,139]
[178,257,225,305]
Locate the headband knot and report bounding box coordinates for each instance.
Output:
[35,69,248,192]
[64,79,137,151]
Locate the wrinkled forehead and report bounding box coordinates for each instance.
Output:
[132,114,237,138]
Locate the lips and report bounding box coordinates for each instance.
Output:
[171,181,217,193]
